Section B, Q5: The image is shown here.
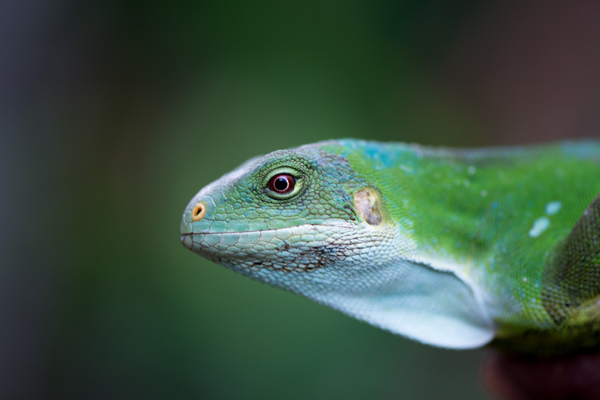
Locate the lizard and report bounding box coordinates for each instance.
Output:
[180,139,600,355]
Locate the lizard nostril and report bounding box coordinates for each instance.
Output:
[191,202,206,221]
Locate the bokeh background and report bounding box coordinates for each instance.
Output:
[3,1,600,399]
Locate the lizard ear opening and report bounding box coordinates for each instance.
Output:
[354,188,383,225]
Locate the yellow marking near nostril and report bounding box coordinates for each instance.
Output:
[191,202,206,221]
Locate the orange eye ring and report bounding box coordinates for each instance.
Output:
[191,202,206,221]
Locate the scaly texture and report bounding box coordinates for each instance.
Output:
[180,139,600,354]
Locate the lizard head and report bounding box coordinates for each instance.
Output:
[180,141,396,284]
[179,140,496,349]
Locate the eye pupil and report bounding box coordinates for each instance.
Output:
[269,174,295,194]
[274,177,289,191]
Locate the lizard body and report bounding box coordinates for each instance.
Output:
[181,140,600,354]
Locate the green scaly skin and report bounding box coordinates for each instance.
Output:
[180,139,600,355]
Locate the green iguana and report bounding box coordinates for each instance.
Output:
[180,140,600,355]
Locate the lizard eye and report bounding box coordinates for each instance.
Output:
[263,167,303,200]
[269,174,295,194]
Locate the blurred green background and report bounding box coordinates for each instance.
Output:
[3,1,600,399]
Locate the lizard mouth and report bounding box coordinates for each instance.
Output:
[181,234,194,250]
[180,223,354,254]
[181,224,357,273]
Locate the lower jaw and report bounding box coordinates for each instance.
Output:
[181,234,194,250]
